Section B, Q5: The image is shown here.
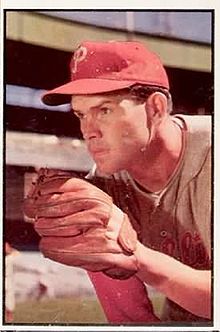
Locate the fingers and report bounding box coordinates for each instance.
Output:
[35,207,110,236]
[23,174,112,221]
[25,185,112,219]
[37,177,110,201]
[39,236,137,273]
[38,198,110,219]
[39,231,123,254]
[35,190,110,208]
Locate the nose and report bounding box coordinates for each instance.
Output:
[80,115,102,141]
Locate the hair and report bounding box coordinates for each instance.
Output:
[95,84,173,113]
[129,84,173,113]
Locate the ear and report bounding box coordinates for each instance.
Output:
[145,92,168,125]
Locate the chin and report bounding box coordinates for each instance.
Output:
[96,162,122,176]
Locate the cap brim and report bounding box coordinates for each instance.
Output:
[42,79,140,106]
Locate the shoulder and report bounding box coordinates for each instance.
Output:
[174,114,211,167]
[172,115,212,189]
[173,114,211,142]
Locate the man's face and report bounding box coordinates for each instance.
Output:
[71,93,150,175]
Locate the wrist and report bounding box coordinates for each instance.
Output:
[133,242,170,290]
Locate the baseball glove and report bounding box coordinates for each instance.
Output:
[23,168,138,279]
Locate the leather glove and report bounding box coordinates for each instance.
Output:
[23,168,138,279]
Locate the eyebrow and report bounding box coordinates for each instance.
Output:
[72,99,114,113]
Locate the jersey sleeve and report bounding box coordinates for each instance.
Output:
[88,271,160,323]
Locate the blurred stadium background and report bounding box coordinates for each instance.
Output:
[4,10,213,324]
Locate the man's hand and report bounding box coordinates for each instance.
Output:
[23,168,138,279]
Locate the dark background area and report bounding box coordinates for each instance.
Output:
[5,40,213,137]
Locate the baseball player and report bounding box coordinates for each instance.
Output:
[23,41,211,323]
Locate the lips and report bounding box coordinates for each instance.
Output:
[92,150,109,158]
[88,146,109,158]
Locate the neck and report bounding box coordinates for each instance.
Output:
[128,118,184,192]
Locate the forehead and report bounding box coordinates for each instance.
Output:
[71,92,130,111]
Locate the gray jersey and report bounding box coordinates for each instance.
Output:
[90,114,212,322]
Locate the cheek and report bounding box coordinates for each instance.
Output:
[104,123,132,147]
[116,121,148,146]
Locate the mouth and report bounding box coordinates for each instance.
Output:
[92,150,109,158]
[89,148,109,159]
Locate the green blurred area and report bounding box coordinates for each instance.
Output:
[14,297,107,324]
[13,295,165,324]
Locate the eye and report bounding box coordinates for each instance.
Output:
[73,111,86,120]
[99,107,112,116]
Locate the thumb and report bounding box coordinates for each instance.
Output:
[118,214,137,253]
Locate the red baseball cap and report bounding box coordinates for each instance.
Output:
[42,41,169,106]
